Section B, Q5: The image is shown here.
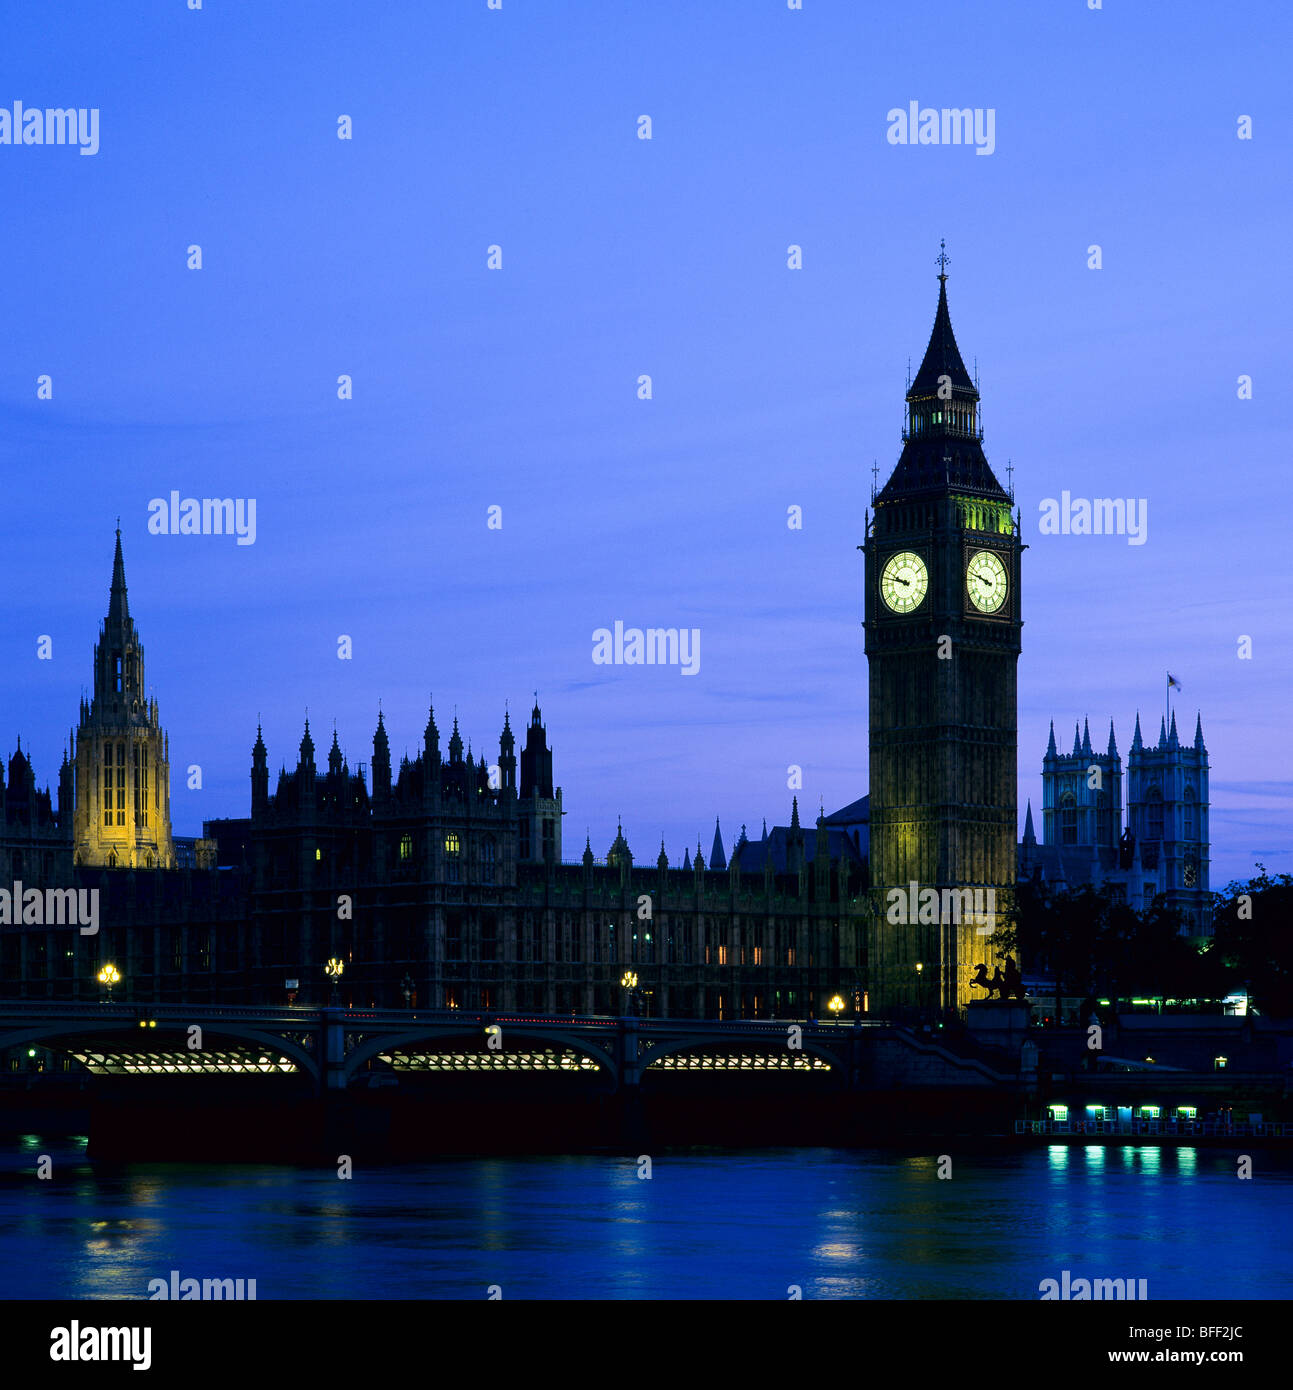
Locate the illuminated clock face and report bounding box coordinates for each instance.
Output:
[881,551,928,613]
[966,549,1008,613]
[1183,853,1198,888]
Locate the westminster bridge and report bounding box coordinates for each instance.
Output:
[0,1001,1016,1095]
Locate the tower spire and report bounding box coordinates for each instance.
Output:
[108,526,130,626]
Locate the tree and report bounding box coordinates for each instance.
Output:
[1211,865,1293,1018]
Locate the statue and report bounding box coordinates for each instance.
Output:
[971,958,1025,1001]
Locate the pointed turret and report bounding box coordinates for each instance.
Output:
[608,819,631,868]
[448,716,463,763]
[1168,711,1179,748]
[910,262,975,396]
[108,525,130,627]
[1132,712,1144,752]
[251,722,269,812]
[682,846,691,871]
[1193,712,1206,753]
[1157,715,1168,750]
[761,818,768,841]
[1081,717,1092,757]
[790,796,801,831]
[877,248,1007,502]
[1046,721,1058,757]
[657,839,668,872]
[1072,723,1082,757]
[328,725,344,777]
[582,834,594,870]
[372,710,391,799]
[499,708,516,792]
[694,843,705,872]
[709,817,727,871]
[1023,799,1037,846]
[423,700,440,765]
[1107,719,1118,758]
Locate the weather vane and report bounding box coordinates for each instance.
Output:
[936,239,950,280]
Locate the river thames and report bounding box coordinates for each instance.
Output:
[2,1136,1289,1300]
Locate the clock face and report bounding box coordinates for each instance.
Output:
[881,550,928,613]
[966,549,1008,613]
[1183,853,1198,888]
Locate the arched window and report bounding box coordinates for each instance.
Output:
[1184,786,1196,840]
[1146,787,1163,841]
[481,838,496,884]
[444,831,461,883]
[399,834,413,862]
[1096,791,1111,846]
[1060,792,1077,845]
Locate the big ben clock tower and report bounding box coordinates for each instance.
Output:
[863,246,1023,1016]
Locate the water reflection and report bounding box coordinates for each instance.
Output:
[2,1136,1290,1300]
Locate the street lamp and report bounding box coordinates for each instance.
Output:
[97,962,121,1003]
[325,957,345,1006]
[828,994,845,1021]
[400,973,415,1010]
[620,971,639,1016]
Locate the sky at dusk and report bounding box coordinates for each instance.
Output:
[2,1,1289,888]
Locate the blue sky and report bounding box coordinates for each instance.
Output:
[2,1,1289,888]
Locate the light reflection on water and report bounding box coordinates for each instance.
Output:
[1,1136,1289,1300]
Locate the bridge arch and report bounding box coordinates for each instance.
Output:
[344,1024,620,1086]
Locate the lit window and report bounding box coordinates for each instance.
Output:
[315,848,322,861]
[399,834,413,861]
[444,832,460,855]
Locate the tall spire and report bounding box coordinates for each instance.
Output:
[910,244,975,397]
[1168,710,1179,747]
[1157,715,1168,749]
[1023,799,1036,845]
[1072,722,1082,757]
[1081,717,1092,757]
[878,249,1007,503]
[1046,721,1058,757]
[1107,719,1118,758]
[1193,711,1206,753]
[107,524,129,627]
[1132,711,1144,752]
[709,817,727,871]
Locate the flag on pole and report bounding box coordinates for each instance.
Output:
[1167,672,1182,691]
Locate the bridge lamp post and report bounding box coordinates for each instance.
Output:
[621,971,638,1017]
[828,994,845,1023]
[401,973,415,1010]
[325,957,345,1007]
[97,962,121,1004]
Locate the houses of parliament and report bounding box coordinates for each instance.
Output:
[0,265,1211,1018]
